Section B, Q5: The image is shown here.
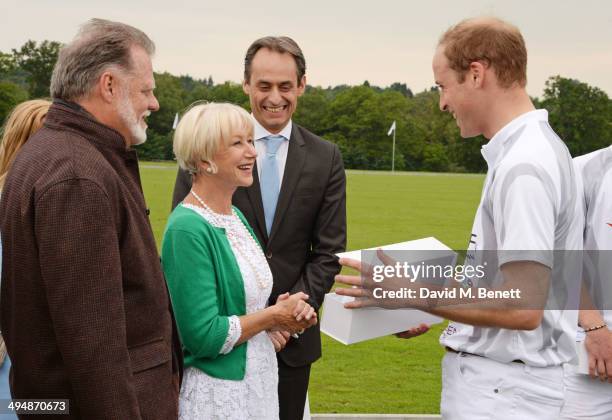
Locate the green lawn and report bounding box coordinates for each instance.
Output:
[140,162,485,414]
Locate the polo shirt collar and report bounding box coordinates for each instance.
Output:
[252,116,292,142]
[481,109,548,168]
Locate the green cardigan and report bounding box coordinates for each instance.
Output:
[161,204,259,380]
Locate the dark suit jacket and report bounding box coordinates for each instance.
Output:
[0,102,182,419]
[172,123,346,366]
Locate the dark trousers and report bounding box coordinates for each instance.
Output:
[278,357,311,420]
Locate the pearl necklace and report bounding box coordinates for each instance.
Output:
[189,190,270,290]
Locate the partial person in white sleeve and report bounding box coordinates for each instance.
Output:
[161,102,317,420]
[336,17,583,420]
[560,145,612,420]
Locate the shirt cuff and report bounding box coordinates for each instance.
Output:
[219,315,241,355]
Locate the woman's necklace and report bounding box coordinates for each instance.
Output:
[189,189,270,290]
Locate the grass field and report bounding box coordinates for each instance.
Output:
[139,162,485,414]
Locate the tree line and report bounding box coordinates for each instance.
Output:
[1,40,611,173]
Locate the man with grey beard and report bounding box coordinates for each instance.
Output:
[0,19,182,419]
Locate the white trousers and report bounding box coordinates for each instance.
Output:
[441,352,564,420]
[560,364,612,419]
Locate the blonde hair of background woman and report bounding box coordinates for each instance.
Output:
[0,99,51,190]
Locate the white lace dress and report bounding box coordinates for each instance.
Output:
[178,204,279,420]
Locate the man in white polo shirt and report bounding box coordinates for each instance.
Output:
[336,17,582,419]
[561,146,612,419]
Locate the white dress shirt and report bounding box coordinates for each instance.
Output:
[252,117,292,182]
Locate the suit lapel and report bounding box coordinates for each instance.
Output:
[245,162,268,242]
[268,125,306,243]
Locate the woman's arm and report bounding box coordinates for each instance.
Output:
[162,227,231,359]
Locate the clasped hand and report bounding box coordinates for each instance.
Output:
[267,292,317,352]
[271,291,316,330]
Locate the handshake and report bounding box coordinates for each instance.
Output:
[267,292,317,352]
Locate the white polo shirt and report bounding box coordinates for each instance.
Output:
[440,109,583,367]
[574,145,612,327]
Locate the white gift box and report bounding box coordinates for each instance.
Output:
[321,293,444,344]
[321,237,454,345]
[335,236,455,263]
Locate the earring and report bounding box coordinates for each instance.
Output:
[205,167,213,174]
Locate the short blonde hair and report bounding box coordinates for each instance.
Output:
[173,102,254,174]
[0,99,51,190]
[439,17,527,89]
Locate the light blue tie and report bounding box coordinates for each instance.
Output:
[260,135,285,235]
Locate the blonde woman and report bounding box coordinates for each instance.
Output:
[162,102,317,419]
[0,99,51,189]
[0,99,51,413]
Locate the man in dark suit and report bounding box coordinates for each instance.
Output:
[172,36,346,420]
[0,19,182,419]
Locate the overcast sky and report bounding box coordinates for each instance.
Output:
[1,0,611,97]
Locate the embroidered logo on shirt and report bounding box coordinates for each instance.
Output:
[608,223,612,228]
[443,325,457,336]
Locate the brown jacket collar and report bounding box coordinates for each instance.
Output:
[47,100,130,154]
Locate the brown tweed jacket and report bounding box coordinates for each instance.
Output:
[0,101,182,419]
